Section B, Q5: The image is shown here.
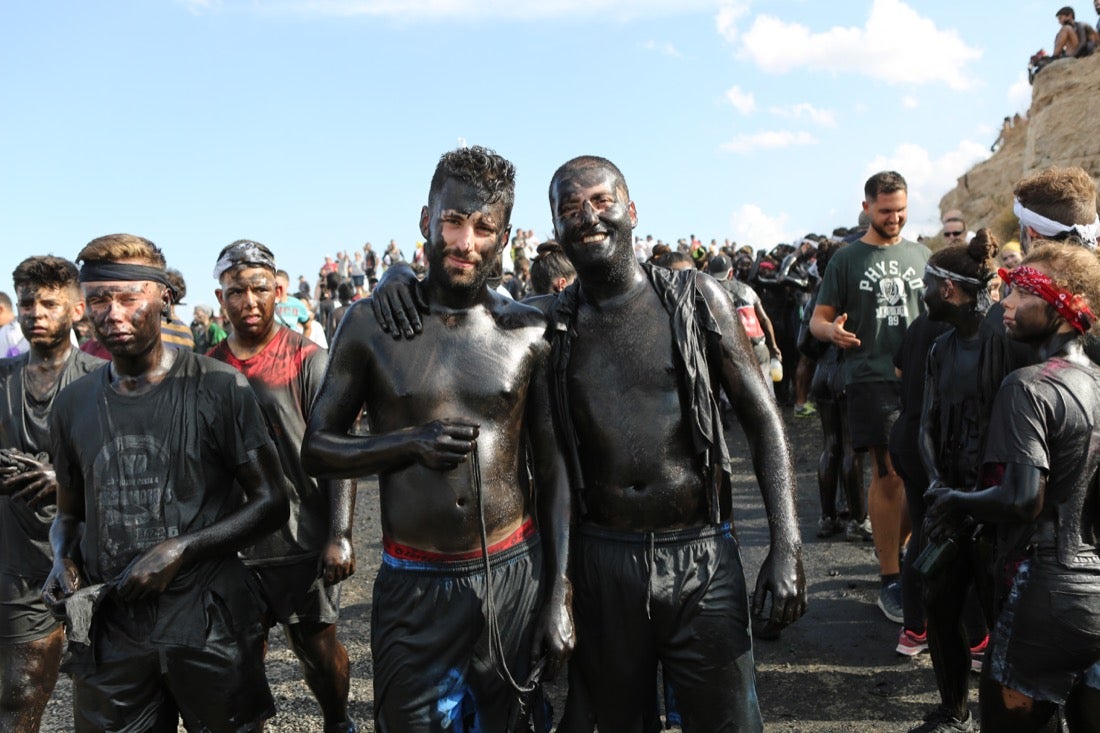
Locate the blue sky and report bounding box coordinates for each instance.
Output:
[1,0,1062,319]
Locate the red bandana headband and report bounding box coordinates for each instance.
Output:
[999,266,1096,333]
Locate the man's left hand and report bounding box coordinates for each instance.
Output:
[115,537,187,602]
[753,545,807,635]
[322,536,355,586]
[924,487,960,544]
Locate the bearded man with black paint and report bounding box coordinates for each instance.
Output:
[302,146,573,732]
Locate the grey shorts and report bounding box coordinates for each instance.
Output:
[846,380,901,450]
[990,557,1100,703]
[249,555,341,627]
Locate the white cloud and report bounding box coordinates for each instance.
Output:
[724,85,757,115]
[720,130,817,154]
[733,0,982,90]
[768,102,836,127]
[202,0,724,20]
[641,40,681,57]
[864,139,991,235]
[715,2,749,42]
[730,204,793,250]
[1007,72,1032,113]
[901,96,919,109]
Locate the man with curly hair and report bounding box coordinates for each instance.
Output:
[0,256,104,732]
[303,147,573,732]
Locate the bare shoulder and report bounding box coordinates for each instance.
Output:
[487,291,550,334]
[693,270,735,313]
[338,298,388,340]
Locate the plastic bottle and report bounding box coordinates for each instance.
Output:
[770,357,783,382]
[914,536,959,578]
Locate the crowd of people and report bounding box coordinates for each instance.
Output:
[0,147,1098,733]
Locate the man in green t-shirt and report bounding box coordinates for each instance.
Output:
[810,170,930,626]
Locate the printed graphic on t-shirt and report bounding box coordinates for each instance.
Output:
[859,259,923,327]
[93,434,176,576]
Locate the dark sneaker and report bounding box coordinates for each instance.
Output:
[896,627,929,656]
[817,516,845,538]
[970,634,989,674]
[877,580,903,623]
[908,706,974,732]
[845,517,873,542]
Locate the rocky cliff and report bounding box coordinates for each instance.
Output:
[939,52,1100,242]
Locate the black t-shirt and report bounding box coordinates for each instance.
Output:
[209,327,329,564]
[925,330,982,488]
[51,350,274,585]
[983,356,1100,566]
[0,349,105,577]
[976,303,1100,447]
[889,314,948,458]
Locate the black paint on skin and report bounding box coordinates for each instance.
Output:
[42,251,289,731]
[547,158,806,730]
[369,156,807,730]
[917,268,992,727]
[1,277,96,733]
[214,259,357,731]
[301,156,574,720]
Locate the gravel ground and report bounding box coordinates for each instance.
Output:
[39,410,947,732]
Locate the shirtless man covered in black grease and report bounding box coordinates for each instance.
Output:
[302,146,574,733]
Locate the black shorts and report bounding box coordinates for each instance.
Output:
[371,532,543,733]
[250,555,341,627]
[990,557,1100,703]
[0,571,59,644]
[70,587,275,732]
[573,523,762,732]
[846,380,901,450]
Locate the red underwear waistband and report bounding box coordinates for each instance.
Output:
[383,517,537,563]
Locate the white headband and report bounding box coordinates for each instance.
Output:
[1014,198,1100,250]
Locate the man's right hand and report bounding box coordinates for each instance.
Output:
[827,313,861,349]
[42,557,82,614]
[414,419,480,471]
[371,263,426,340]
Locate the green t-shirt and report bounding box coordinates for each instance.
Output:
[816,239,930,385]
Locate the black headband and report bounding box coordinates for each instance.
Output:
[78,261,172,289]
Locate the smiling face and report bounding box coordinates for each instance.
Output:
[420,177,510,297]
[550,165,638,278]
[16,284,83,352]
[863,189,908,243]
[217,266,281,341]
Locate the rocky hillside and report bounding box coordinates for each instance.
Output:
[939,52,1100,242]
